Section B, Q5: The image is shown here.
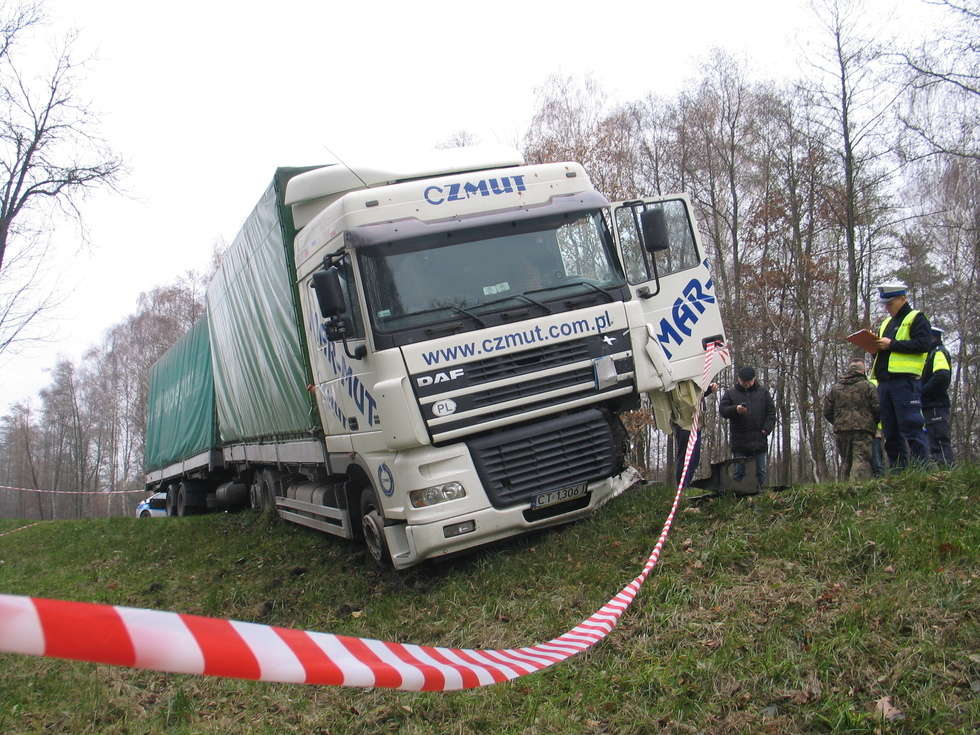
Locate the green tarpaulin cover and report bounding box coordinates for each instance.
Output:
[144,317,216,472]
[206,170,320,444]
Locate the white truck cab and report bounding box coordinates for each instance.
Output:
[282,149,725,568]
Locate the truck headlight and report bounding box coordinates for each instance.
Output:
[409,481,466,508]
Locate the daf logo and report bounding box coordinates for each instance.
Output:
[417,368,464,387]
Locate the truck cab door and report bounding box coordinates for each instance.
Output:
[608,195,726,392]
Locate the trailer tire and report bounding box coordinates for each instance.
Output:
[251,470,277,514]
[165,485,178,517]
[175,485,189,517]
[359,487,392,568]
[175,481,204,516]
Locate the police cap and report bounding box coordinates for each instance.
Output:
[876,281,908,303]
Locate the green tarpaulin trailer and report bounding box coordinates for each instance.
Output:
[144,317,216,473]
[207,168,321,444]
[144,167,323,484]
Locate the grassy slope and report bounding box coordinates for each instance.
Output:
[0,468,977,735]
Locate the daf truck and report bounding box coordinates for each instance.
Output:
[143,147,726,569]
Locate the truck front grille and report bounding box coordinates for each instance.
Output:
[466,408,618,509]
[468,366,595,408]
[463,340,592,383]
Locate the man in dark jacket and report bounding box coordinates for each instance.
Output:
[922,327,954,466]
[823,357,880,480]
[719,366,776,490]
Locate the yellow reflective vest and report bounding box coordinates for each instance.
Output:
[873,309,927,377]
[926,348,951,373]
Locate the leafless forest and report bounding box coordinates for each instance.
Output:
[0,1,976,511]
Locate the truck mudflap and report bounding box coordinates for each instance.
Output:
[382,467,640,569]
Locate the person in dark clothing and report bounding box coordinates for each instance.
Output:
[719,366,776,490]
[823,357,880,480]
[672,382,719,489]
[872,282,931,469]
[922,327,954,466]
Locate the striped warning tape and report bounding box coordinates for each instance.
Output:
[0,345,729,690]
[0,522,42,538]
[0,485,146,495]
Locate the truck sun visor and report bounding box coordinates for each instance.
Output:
[345,191,611,249]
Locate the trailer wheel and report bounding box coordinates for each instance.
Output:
[165,485,178,516]
[359,487,392,567]
[175,485,189,516]
[251,471,277,514]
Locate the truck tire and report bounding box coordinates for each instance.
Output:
[139,510,151,519]
[165,485,178,517]
[250,469,279,514]
[176,480,208,516]
[359,487,392,567]
[175,484,189,516]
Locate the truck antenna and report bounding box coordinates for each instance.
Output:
[323,144,369,189]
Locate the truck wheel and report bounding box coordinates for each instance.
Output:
[165,485,178,516]
[175,485,189,517]
[252,471,277,514]
[139,510,151,519]
[359,487,392,567]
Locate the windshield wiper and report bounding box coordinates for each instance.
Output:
[574,281,617,303]
[512,293,553,314]
[473,293,553,316]
[525,281,616,303]
[449,305,488,327]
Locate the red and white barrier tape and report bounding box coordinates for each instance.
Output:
[0,485,146,495]
[0,522,42,538]
[0,346,728,690]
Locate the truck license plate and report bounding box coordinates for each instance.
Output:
[531,482,588,509]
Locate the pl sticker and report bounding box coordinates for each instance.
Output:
[432,399,457,417]
[378,464,395,496]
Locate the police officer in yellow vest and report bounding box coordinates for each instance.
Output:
[922,327,954,466]
[872,282,932,469]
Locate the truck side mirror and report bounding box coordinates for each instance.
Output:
[310,267,346,319]
[640,209,670,253]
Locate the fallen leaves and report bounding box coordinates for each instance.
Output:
[874,695,906,722]
[780,674,822,704]
[815,582,845,610]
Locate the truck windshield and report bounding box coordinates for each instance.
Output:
[358,211,625,334]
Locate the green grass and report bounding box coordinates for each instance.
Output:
[0,519,37,533]
[1,467,977,734]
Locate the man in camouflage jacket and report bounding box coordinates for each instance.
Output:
[823,357,881,481]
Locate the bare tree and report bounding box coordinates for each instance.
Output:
[805,0,904,331]
[435,130,480,149]
[0,1,122,351]
[898,0,979,162]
